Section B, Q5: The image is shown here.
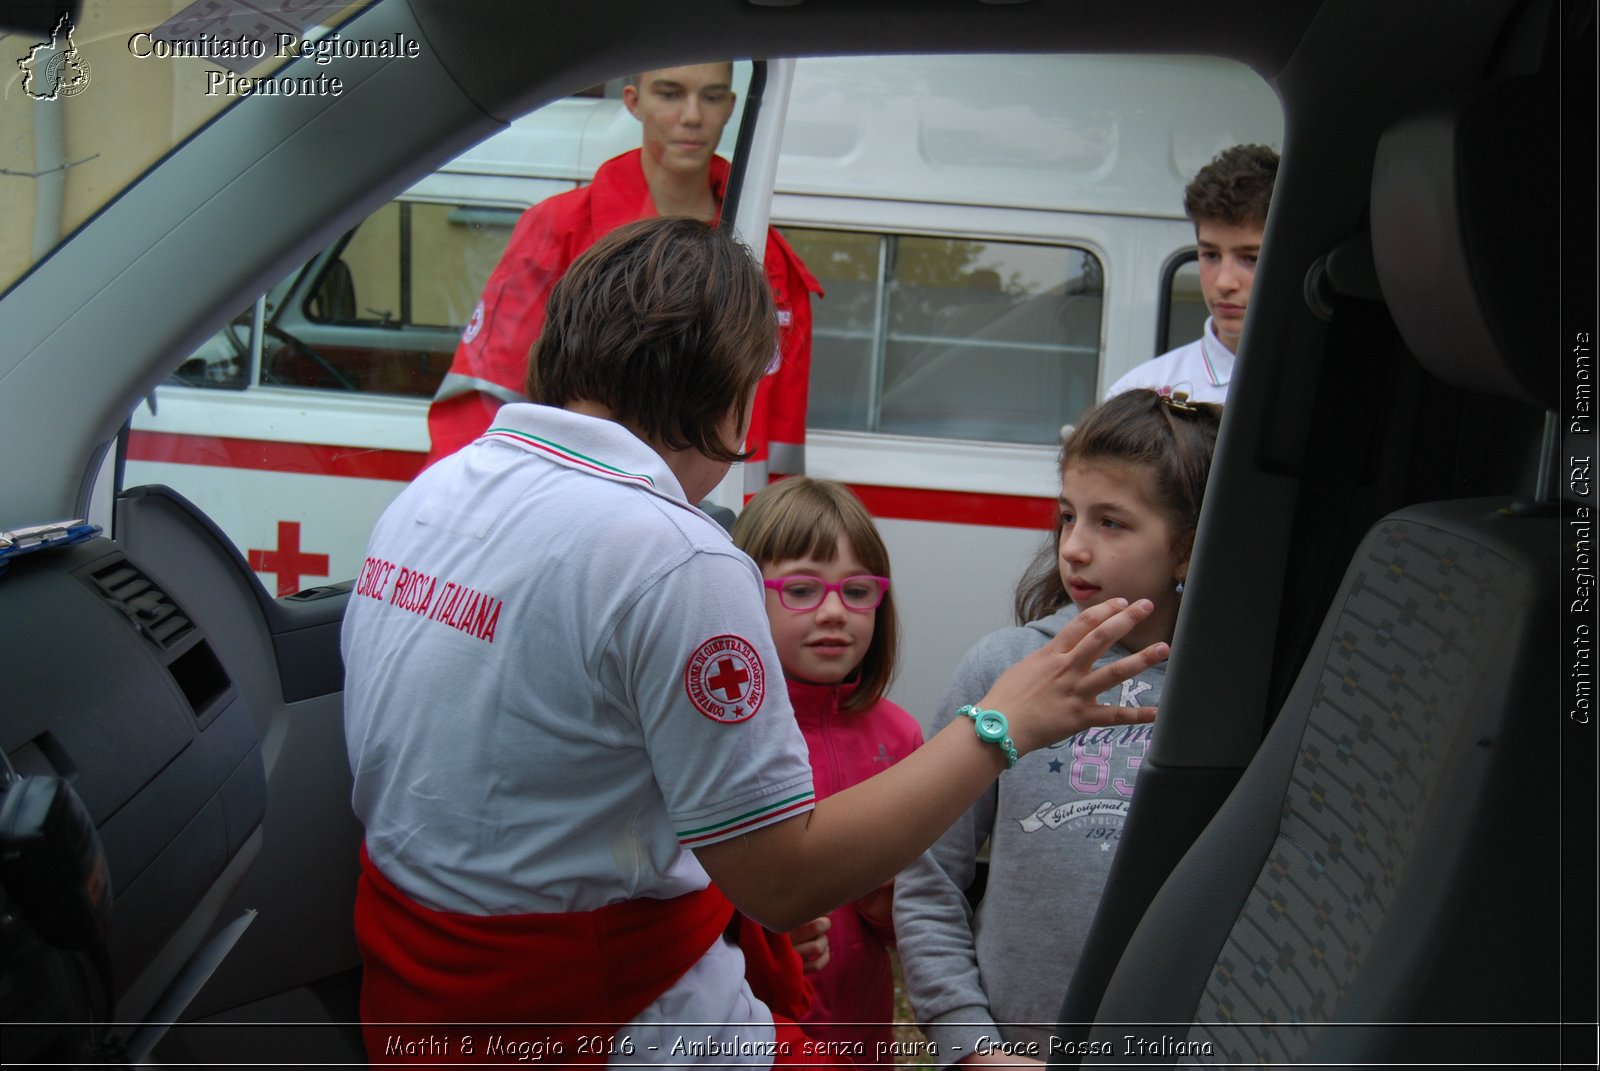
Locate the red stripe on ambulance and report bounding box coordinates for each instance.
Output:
[128,430,425,482]
[127,431,1054,529]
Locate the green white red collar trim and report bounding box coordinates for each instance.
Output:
[482,427,656,489]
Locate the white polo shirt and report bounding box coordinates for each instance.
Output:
[343,402,816,1044]
[1104,316,1235,404]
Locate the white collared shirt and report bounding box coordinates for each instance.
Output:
[1104,317,1235,404]
[343,403,816,1047]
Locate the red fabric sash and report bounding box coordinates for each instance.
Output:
[355,847,735,1065]
[734,915,814,1022]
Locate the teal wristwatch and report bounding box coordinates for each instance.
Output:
[958,704,1019,769]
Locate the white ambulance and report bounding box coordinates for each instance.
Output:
[126,53,1281,720]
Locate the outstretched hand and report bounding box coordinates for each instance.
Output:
[976,598,1167,756]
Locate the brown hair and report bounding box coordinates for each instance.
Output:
[1014,390,1222,624]
[528,216,776,463]
[624,62,735,90]
[732,477,899,713]
[1184,144,1280,229]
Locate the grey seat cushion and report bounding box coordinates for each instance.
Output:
[1091,498,1555,1065]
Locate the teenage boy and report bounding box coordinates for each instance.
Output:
[1105,144,1279,404]
[345,216,1165,1064]
[424,62,821,492]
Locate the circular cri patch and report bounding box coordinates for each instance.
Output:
[462,300,485,343]
[684,635,765,724]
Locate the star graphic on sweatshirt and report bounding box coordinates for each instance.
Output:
[1048,757,1064,773]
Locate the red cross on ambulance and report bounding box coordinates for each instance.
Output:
[247,520,330,597]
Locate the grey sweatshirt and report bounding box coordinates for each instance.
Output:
[894,604,1164,1064]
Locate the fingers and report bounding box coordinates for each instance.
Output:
[1076,641,1170,697]
[974,599,1168,755]
[789,915,830,941]
[793,931,829,973]
[787,916,831,974]
[1053,598,1156,663]
[985,600,1158,705]
[1063,640,1166,735]
[1079,703,1158,729]
[1048,597,1140,650]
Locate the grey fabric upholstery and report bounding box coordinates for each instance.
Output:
[1090,499,1556,1064]
[1189,510,1528,1052]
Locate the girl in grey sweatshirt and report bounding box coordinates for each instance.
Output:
[894,390,1221,1063]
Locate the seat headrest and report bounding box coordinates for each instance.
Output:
[1370,77,1557,409]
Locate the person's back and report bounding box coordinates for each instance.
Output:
[346,221,817,1061]
[1105,144,1278,404]
[346,418,766,913]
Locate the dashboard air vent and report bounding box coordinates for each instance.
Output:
[86,557,196,651]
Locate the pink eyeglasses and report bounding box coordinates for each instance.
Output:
[762,575,890,612]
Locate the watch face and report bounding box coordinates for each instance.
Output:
[975,710,1007,742]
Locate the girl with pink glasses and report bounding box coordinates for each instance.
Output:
[733,476,923,1056]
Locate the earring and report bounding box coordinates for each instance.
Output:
[1175,579,1185,594]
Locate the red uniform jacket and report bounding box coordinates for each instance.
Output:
[425,149,821,492]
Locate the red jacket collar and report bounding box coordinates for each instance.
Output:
[587,149,822,298]
[588,148,731,236]
[787,677,860,730]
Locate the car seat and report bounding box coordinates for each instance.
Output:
[1070,74,1566,1067]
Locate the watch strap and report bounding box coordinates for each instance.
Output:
[957,704,1019,769]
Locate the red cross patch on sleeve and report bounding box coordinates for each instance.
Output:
[684,634,766,724]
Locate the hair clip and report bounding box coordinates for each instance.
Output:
[1161,390,1198,413]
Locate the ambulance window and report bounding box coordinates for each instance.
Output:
[788,230,883,430]
[1161,252,1207,355]
[164,304,255,391]
[789,228,1104,445]
[303,202,516,331]
[254,200,520,397]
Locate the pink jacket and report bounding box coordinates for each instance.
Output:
[788,679,923,1050]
